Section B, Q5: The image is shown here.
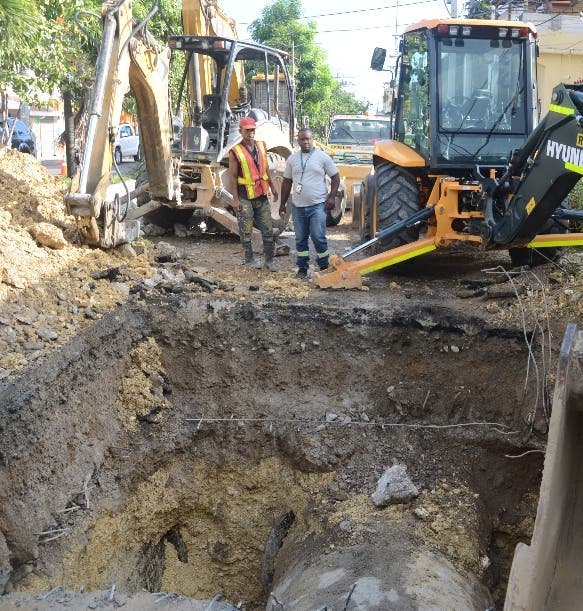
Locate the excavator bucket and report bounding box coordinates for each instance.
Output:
[504,323,583,610]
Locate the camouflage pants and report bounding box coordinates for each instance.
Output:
[237,195,273,246]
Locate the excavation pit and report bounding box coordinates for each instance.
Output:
[0,295,544,609]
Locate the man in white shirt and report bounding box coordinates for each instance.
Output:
[279,128,340,278]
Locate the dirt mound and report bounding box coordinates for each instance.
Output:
[0,150,311,381]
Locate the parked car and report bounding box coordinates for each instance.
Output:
[0,118,36,156]
[113,123,141,164]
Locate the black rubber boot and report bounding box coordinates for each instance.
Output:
[264,241,277,272]
[243,243,262,269]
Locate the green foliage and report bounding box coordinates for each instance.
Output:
[0,0,102,108]
[568,178,583,211]
[464,0,492,19]
[249,0,367,132]
[0,0,183,116]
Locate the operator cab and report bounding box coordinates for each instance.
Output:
[388,20,538,174]
[168,36,295,163]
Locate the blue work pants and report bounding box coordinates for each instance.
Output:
[292,203,329,270]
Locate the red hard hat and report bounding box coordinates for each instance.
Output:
[239,117,257,129]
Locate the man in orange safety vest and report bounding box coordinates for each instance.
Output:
[228,116,279,270]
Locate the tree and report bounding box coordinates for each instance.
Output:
[249,0,367,132]
[0,0,105,121]
[0,0,39,116]
[464,0,492,18]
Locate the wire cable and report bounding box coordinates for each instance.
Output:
[186,416,520,436]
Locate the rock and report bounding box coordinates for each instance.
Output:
[15,309,38,325]
[84,308,101,320]
[155,241,177,259]
[414,507,430,520]
[113,283,130,299]
[91,267,121,281]
[132,243,147,256]
[143,223,167,237]
[117,243,137,258]
[371,464,419,507]
[36,327,58,341]
[23,341,44,351]
[1,265,26,289]
[27,222,67,249]
[275,243,290,256]
[174,223,188,238]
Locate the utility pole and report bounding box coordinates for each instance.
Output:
[451,0,459,18]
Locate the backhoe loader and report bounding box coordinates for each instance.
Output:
[65,0,295,248]
[315,19,583,289]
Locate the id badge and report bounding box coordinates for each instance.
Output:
[295,183,302,194]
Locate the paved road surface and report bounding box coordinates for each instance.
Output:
[41,158,64,176]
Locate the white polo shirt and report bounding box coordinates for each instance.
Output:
[284,148,339,208]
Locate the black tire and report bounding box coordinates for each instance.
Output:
[374,161,420,251]
[267,152,291,233]
[114,147,123,165]
[509,206,570,267]
[133,146,142,162]
[351,181,363,229]
[326,185,346,226]
[360,174,375,243]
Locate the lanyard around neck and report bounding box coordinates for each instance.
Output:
[300,148,314,179]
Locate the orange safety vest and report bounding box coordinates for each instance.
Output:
[232,140,270,199]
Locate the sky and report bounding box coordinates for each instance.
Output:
[217,0,451,111]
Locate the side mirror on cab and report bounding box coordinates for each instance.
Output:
[371,47,387,72]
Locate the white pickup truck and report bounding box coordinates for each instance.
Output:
[113,123,141,164]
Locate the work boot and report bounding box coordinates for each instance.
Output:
[296,267,308,280]
[243,243,262,269]
[264,241,277,272]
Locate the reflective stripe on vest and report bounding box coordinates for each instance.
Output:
[232,141,269,199]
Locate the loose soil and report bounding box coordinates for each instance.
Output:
[0,148,582,610]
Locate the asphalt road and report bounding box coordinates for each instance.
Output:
[40,158,140,179]
[41,158,65,176]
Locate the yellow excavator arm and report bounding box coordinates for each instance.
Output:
[66,0,177,247]
[181,0,246,120]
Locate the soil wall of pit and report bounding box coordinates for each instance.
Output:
[0,296,544,609]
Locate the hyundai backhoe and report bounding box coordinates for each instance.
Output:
[315,19,583,289]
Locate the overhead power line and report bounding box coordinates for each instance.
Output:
[304,0,442,19]
[236,0,444,26]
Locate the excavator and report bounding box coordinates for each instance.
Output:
[314,18,583,289]
[65,0,295,247]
